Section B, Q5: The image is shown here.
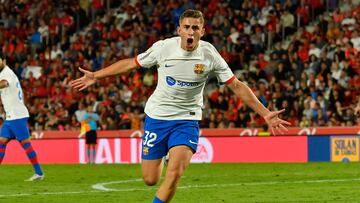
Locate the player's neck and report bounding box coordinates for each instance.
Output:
[0,65,5,72]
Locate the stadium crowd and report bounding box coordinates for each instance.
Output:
[0,0,359,132]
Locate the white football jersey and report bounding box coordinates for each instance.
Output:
[136,37,235,120]
[0,66,29,120]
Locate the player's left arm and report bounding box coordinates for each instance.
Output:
[226,77,291,135]
[0,80,9,89]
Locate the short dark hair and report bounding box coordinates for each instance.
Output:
[179,9,204,25]
[0,52,4,60]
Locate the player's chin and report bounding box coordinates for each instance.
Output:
[185,45,195,50]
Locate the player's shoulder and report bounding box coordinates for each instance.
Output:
[199,40,221,60]
[2,66,10,72]
[152,37,179,49]
[199,40,219,53]
[0,66,13,76]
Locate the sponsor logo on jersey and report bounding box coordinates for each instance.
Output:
[166,76,176,86]
[194,64,205,74]
[166,76,200,87]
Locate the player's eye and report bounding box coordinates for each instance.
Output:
[192,26,199,31]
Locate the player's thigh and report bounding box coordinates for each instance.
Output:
[141,117,170,160]
[10,118,30,141]
[0,121,15,141]
[166,145,194,178]
[168,120,200,154]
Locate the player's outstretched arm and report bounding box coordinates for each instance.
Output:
[71,58,138,91]
[226,78,291,135]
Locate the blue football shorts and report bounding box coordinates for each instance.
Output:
[1,118,30,141]
[142,116,200,160]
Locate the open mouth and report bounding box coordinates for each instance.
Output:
[187,38,194,45]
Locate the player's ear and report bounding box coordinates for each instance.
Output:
[200,27,205,37]
[177,26,181,35]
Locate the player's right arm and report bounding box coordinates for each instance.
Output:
[71,58,138,91]
[208,42,290,135]
[226,78,291,135]
[0,79,9,89]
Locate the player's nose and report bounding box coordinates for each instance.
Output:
[188,28,194,35]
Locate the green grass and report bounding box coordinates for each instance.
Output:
[1,163,360,202]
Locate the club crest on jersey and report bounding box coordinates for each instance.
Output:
[194,64,205,74]
[143,147,149,155]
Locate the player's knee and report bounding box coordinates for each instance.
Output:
[19,138,30,144]
[0,137,9,144]
[142,175,159,186]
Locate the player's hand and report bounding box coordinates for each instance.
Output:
[355,104,360,116]
[263,109,291,136]
[71,68,96,91]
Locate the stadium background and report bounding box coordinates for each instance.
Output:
[1,0,359,131]
[2,0,360,202]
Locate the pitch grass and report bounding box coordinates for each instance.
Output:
[1,163,360,202]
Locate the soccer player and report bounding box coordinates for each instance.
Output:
[0,52,44,181]
[71,9,290,203]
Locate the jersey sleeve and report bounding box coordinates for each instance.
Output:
[135,40,164,68]
[211,47,235,85]
[0,68,12,85]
